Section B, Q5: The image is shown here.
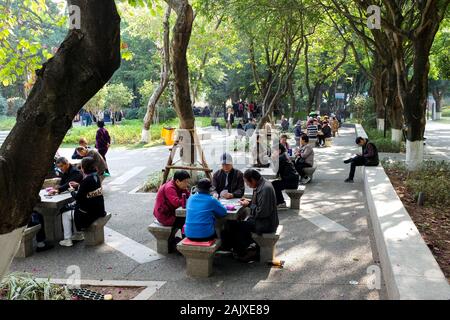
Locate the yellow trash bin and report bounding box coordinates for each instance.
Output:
[161,127,175,145]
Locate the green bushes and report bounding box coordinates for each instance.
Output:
[0,116,16,130]
[366,128,406,153]
[140,170,207,193]
[383,160,450,207]
[348,95,377,129]
[442,106,450,117]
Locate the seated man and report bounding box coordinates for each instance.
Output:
[212,153,245,199]
[153,170,191,251]
[271,144,299,208]
[75,146,108,176]
[71,137,90,159]
[344,137,379,183]
[294,134,314,184]
[281,116,289,132]
[307,121,319,140]
[184,179,228,242]
[223,169,279,262]
[48,157,83,195]
[316,121,332,147]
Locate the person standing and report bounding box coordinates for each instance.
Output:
[225,107,235,136]
[95,120,111,176]
[294,120,303,147]
[344,137,379,183]
[331,116,339,137]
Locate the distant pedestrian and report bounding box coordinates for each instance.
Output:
[95,121,111,176]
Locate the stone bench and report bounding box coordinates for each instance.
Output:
[324,138,332,147]
[251,225,283,263]
[284,186,305,210]
[15,224,41,258]
[84,213,112,246]
[177,238,221,277]
[303,165,317,182]
[148,222,173,254]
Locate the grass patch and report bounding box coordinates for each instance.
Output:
[63,117,212,146]
[441,106,450,117]
[0,116,16,130]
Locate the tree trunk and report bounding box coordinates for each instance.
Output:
[165,0,195,130]
[141,6,171,143]
[0,0,121,280]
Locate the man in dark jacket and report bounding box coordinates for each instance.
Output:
[48,157,83,195]
[223,169,278,262]
[212,153,245,199]
[344,137,379,183]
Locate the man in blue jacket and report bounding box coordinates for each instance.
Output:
[185,179,228,241]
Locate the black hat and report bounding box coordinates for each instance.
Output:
[197,178,212,193]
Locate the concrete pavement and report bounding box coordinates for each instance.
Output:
[9,126,386,299]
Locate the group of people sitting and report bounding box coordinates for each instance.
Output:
[30,156,107,251]
[153,153,279,263]
[293,115,340,148]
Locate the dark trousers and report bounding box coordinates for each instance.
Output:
[348,156,367,180]
[317,135,325,146]
[28,212,46,243]
[295,161,312,178]
[98,148,109,173]
[272,177,299,205]
[222,220,256,256]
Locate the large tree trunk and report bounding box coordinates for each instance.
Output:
[0,0,121,279]
[141,6,171,143]
[165,0,195,130]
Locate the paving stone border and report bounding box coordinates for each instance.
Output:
[353,123,450,300]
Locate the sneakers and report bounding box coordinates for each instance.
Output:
[59,239,73,247]
[103,172,111,177]
[300,176,311,185]
[36,242,54,253]
[71,232,84,241]
[277,202,288,209]
[344,178,354,183]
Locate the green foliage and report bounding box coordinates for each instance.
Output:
[6,97,25,117]
[0,94,7,115]
[104,83,134,111]
[348,95,376,129]
[383,160,450,207]
[140,169,207,193]
[442,106,450,117]
[0,273,71,300]
[0,116,16,130]
[366,128,405,153]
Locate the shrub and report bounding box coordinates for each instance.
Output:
[140,169,207,193]
[366,128,405,153]
[0,273,71,300]
[6,97,25,117]
[384,160,450,207]
[442,106,450,117]
[0,116,16,130]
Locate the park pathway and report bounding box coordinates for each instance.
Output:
[9,126,386,299]
[0,131,8,148]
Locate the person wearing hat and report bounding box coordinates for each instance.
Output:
[184,178,228,241]
[212,153,245,199]
[294,120,303,147]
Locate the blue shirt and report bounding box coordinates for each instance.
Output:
[185,193,228,239]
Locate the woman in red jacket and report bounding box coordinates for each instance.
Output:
[153,170,191,250]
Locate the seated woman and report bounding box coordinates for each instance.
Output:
[71,137,90,159]
[75,146,108,176]
[316,121,332,147]
[271,144,300,208]
[184,179,227,242]
[280,134,291,152]
[153,170,191,251]
[295,134,315,184]
[59,157,106,247]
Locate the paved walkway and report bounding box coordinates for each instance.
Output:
[9,127,386,299]
[0,131,8,148]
